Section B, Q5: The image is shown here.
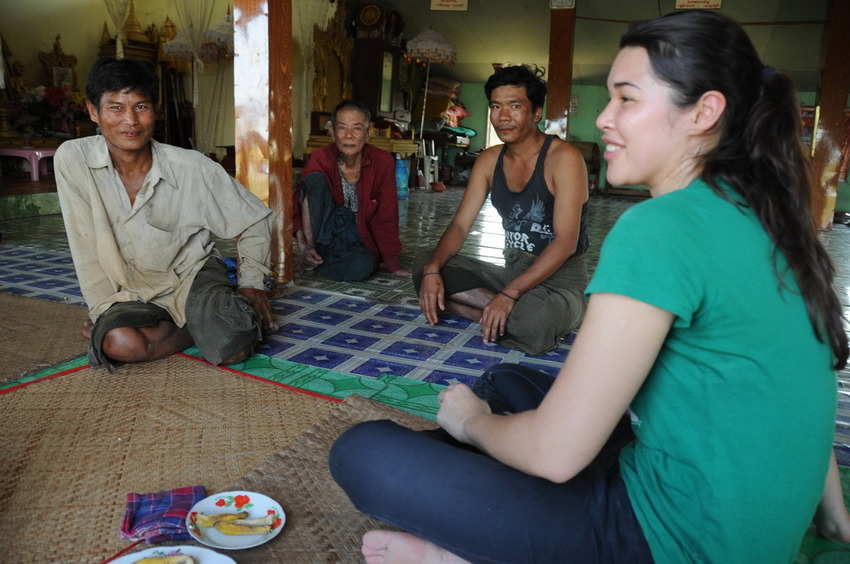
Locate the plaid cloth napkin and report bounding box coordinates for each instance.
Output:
[120,486,207,544]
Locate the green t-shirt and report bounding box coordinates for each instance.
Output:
[587,179,836,563]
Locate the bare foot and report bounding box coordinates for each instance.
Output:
[81,319,93,340]
[361,530,470,564]
[444,300,482,324]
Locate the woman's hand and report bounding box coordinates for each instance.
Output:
[814,452,850,543]
[419,272,446,326]
[480,292,516,344]
[814,505,850,544]
[436,383,492,444]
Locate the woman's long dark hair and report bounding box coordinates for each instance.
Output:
[622,10,848,369]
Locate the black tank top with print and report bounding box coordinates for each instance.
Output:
[490,135,589,257]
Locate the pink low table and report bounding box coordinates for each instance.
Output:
[0,147,57,181]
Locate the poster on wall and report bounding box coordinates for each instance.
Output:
[569,95,579,116]
[675,0,722,8]
[431,0,468,11]
[840,109,850,182]
[801,106,816,150]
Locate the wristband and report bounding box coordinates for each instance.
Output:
[499,290,519,302]
[422,272,441,277]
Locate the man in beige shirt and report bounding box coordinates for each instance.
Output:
[56,57,276,371]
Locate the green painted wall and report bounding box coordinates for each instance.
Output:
[566,85,611,189]
[444,82,847,210]
[454,82,488,153]
[453,82,612,185]
[473,83,848,209]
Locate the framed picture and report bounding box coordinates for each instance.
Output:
[801,106,816,150]
[840,109,850,182]
[53,66,72,87]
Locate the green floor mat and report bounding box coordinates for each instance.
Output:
[1,348,443,420]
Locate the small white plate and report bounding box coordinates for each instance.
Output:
[110,545,235,563]
[186,490,285,550]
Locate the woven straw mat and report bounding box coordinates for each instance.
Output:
[0,353,339,563]
[0,292,89,382]
[117,394,438,563]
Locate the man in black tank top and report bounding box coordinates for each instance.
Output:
[413,65,591,356]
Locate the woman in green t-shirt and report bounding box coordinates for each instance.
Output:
[329,10,850,563]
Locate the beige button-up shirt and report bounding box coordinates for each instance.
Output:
[55,136,272,325]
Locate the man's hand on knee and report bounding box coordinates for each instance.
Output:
[239,287,278,333]
[296,230,324,268]
[301,248,324,267]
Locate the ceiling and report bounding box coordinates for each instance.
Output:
[369,0,830,91]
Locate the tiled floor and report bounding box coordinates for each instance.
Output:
[0,186,627,385]
[2,183,850,462]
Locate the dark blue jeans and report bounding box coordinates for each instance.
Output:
[329,363,654,564]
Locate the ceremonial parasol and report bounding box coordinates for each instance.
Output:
[405,27,457,140]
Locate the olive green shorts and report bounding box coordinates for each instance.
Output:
[413,248,589,356]
[88,257,261,371]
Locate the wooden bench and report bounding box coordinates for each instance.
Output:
[0,148,57,181]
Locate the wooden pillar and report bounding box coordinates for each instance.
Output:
[812,0,850,230]
[233,0,293,287]
[546,7,576,135]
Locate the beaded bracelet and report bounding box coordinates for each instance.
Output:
[499,290,519,302]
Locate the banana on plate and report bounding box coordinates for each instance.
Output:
[232,513,276,527]
[214,520,273,536]
[191,511,248,528]
[134,556,196,564]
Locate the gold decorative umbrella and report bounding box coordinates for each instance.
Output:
[405,28,457,140]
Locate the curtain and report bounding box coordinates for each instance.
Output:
[173,0,217,109]
[101,0,131,59]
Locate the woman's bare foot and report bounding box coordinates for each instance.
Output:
[361,530,470,564]
[81,319,93,340]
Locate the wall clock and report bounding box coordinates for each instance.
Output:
[359,4,384,27]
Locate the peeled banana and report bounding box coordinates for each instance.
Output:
[191,511,249,528]
[192,510,276,536]
[232,513,276,527]
[134,555,196,564]
[214,521,273,535]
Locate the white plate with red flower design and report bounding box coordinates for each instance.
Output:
[187,490,285,550]
[111,545,235,563]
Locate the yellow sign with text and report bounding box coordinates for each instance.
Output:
[431,0,468,11]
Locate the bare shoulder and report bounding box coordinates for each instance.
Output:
[474,144,501,168]
[547,137,586,165]
[545,138,588,199]
[466,144,501,186]
[546,138,587,176]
